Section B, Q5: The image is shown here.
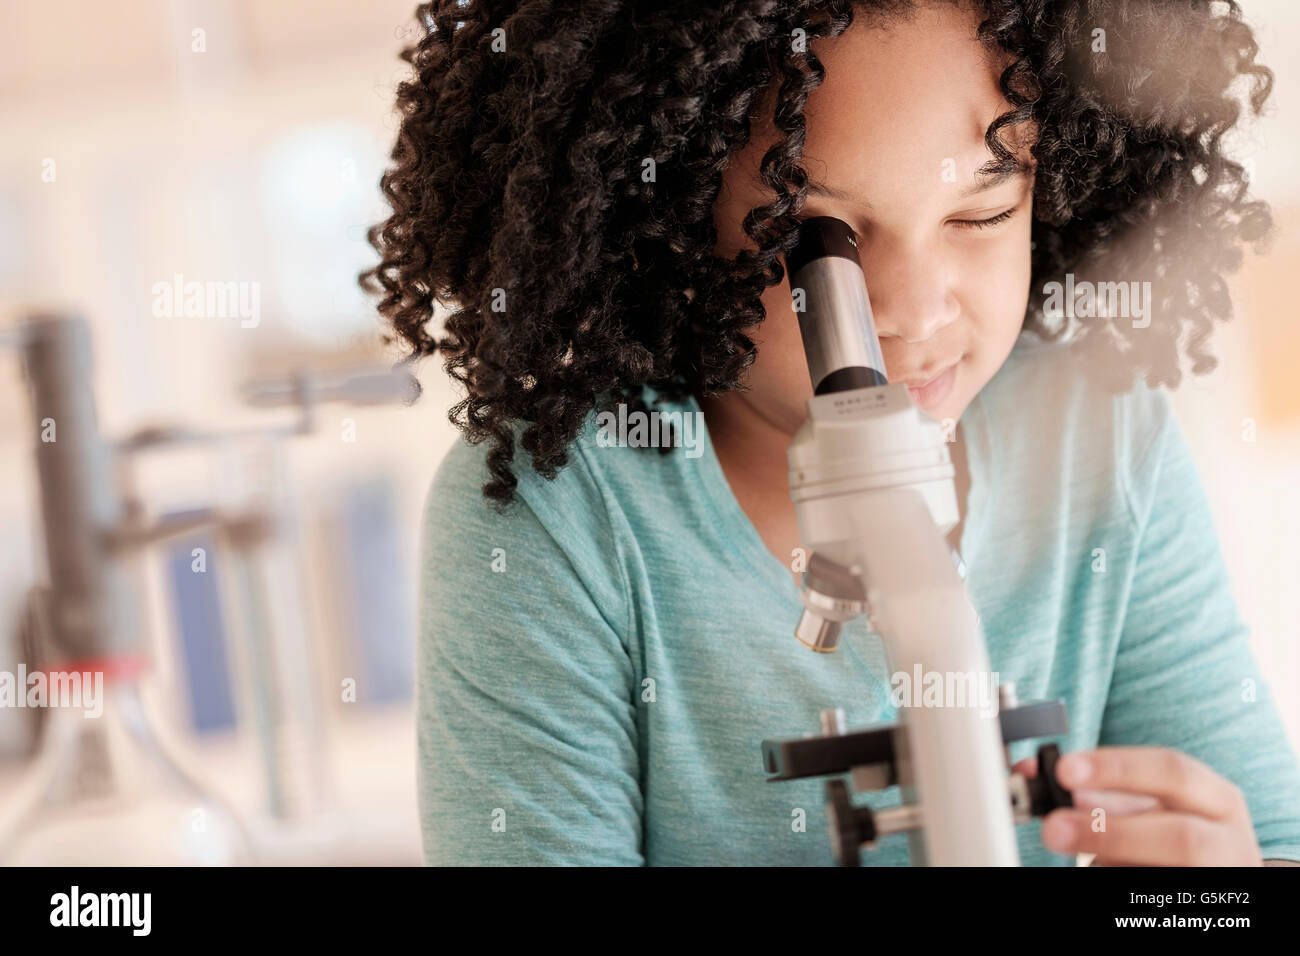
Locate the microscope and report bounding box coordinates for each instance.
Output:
[759,217,1074,866]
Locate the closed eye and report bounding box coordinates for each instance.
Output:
[950,207,1018,230]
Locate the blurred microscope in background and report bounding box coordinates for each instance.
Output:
[0,311,423,865]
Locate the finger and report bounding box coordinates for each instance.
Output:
[1054,747,1242,819]
[1071,788,1161,817]
[1012,757,1037,778]
[1041,808,1242,866]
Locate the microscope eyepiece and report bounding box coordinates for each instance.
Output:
[785,216,889,396]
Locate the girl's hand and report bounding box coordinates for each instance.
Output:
[1013,746,1263,866]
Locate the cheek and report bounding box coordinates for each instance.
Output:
[933,232,1032,421]
[960,228,1033,355]
[750,279,815,398]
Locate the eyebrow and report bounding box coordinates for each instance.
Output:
[805,161,1033,206]
[958,162,1032,198]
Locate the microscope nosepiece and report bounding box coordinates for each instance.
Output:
[794,553,869,653]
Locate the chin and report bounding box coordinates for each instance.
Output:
[918,402,961,431]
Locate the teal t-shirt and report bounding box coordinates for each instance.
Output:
[415,335,1300,865]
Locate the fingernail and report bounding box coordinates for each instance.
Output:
[1058,753,1091,787]
[1043,814,1078,851]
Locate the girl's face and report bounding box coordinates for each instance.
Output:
[712,0,1036,431]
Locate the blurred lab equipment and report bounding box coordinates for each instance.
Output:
[0,312,417,865]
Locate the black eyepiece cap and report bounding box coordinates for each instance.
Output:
[785,216,862,279]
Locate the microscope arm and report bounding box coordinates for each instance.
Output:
[820,485,1019,865]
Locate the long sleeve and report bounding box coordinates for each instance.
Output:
[1099,391,1300,861]
[416,440,643,865]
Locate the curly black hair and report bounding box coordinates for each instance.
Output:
[361,0,1273,506]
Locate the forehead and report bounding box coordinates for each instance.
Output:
[802,4,1017,202]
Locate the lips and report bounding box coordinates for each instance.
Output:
[899,370,946,389]
[895,360,959,389]
[902,361,958,411]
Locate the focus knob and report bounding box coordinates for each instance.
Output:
[1028,744,1074,816]
[826,778,876,866]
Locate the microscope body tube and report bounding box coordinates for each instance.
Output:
[21,314,139,666]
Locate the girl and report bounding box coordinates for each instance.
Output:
[364,0,1300,865]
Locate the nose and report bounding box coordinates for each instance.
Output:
[864,238,959,345]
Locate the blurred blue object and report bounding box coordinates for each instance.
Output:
[165,522,238,733]
[337,478,414,704]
